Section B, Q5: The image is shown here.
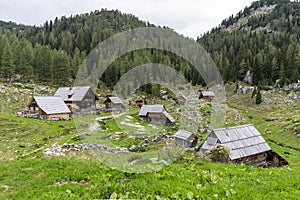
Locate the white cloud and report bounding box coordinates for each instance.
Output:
[0,0,255,38]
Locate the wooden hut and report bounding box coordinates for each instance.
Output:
[27,96,71,120]
[176,95,187,106]
[199,91,215,101]
[139,105,175,125]
[174,130,198,148]
[135,96,145,108]
[103,97,125,112]
[54,86,98,115]
[200,124,287,167]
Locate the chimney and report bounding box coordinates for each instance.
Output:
[225,123,229,137]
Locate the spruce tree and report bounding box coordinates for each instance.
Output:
[1,41,15,80]
[52,49,71,85]
[255,87,262,105]
[16,39,34,80]
[33,45,52,82]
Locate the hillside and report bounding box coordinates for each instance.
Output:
[0,82,299,199]
[1,1,300,198]
[197,0,300,85]
[0,9,203,88]
[0,9,150,54]
[1,1,300,88]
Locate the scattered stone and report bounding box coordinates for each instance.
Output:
[287,93,298,100]
[151,134,174,143]
[243,71,252,85]
[236,86,254,95]
[264,117,285,122]
[43,143,129,157]
[129,145,136,150]
[284,99,294,106]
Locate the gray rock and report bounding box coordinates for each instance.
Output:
[243,71,252,85]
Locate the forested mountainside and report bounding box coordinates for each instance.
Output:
[0,9,202,89]
[197,0,300,86]
[1,0,300,88]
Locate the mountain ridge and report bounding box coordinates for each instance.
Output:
[1,0,300,87]
[197,0,300,85]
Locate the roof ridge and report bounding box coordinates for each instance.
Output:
[227,141,269,150]
[220,134,263,143]
[213,124,254,131]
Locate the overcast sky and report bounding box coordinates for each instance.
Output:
[0,0,255,39]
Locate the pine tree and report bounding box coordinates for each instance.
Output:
[71,47,81,78]
[253,52,263,86]
[0,41,15,80]
[52,49,71,85]
[33,45,52,82]
[255,87,262,105]
[235,82,239,93]
[279,63,286,85]
[15,39,34,80]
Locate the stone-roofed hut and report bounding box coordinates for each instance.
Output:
[54,86,98,115]
[135,96,145,108]
[103,97,125,112]
[176,95,187,106]
[199,91,215,102]
[27,96,71,120]
[200,124,288,167]
[139,105,175,125]
[174,130,198,148]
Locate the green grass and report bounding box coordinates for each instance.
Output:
[0,158,299,199]
[0,114,76,160]
[0,83,300,199]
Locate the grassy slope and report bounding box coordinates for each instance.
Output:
[0,158,299,199]
[0,84,300,199]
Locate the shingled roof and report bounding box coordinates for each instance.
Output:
[178,95,187,100]
[174,130,194,140]
[139,105,175,123]
[104,97,124,104]
[54,86,97,102]
[31,96,71,115]
[201,91,215,97]
[139,105,164,116]
[201,124,271,160]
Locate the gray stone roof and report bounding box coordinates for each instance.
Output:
[105,97,124,104]
[139,105,175,123]
[33,96,71,115]
[174,130,194,140]
[54,86,95,102]
[201,91,215,97]
[202,124,271,160]
[178,95,187,100]
[139,105,164,116]
[162,110,175,123]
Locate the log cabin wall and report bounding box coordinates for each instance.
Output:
[148,113,167,124]
[233,152,267,166]
[44,113,70,120]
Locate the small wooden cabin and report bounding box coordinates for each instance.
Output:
[27,96,71,120]
[54,86,98,115]
[135,96,145,108]
[174,130,198,148]
[199,91,215,102]
[176,95,187,106]
[200,124,288,167]
[139,105,175,125]
[103,97,125,112]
